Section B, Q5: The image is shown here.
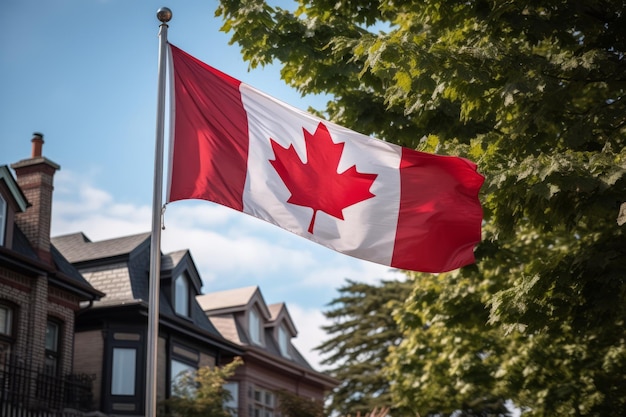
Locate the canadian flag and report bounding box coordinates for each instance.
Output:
[166,44,484,273]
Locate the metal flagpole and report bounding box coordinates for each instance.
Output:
[147,7,172,417]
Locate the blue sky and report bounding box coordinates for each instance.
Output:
[0,0,406,369]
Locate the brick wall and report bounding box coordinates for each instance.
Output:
[74,330,104,407]
[0,266,32,361]
[80,263,133,302]
[0,265,80,376]
[47,286,80,375]
[11,158,59,265]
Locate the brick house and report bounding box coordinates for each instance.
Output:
[198,286,338,417]
[54,235,338,417]
[0,134,103,414]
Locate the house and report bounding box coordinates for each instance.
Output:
[198,286,338,417]
[51,231,244,416]
[0,134,103,415]
[53,239,339,417]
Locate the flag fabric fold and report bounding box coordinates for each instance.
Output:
[166,43,484,273]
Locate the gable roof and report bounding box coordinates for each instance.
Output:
[163,249,203,294]
[268,302,297,336]
[196,285,271,319]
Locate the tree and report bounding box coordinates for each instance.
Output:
[316,279,411,416]
[158,357,242,417]
[275,389,325,417]
[216,0,626,415]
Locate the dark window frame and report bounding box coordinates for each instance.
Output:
[103,328,145,415]
[0,300,17,360]
[168,340,200,397]
[44,317,63,376]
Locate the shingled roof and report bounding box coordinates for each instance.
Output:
[52,232,151,264]
[51,232,224,338]
[199,286,314,370]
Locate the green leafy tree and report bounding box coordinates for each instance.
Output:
[275,389,325,417]
[159,357,242,417]
[387,270,513,416]
[316,279,411,416]
[216,0,626,415]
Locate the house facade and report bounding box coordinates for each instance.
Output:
[0,134,103,415]
[198,287,338,417]
[52,232,244,416]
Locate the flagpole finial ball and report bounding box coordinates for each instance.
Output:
[157,7,172,23]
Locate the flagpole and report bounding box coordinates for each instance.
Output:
[147,7,171,417]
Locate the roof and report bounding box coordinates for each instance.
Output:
[208,315,244,344]
[201,287,313,370]
[0,227,102,300]
[197,286,259,311]
[53,231,228,344]
[52,232,151,264]
[161,249,188,270]
[197,285,272,319]
[268,302,297,336]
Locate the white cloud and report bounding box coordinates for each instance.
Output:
[52,171,151,239]
[160,220,317,285]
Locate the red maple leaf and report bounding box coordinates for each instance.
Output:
[269,122,378,234]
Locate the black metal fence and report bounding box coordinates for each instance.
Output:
[0,355,94,417]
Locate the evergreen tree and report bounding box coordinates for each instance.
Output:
[316,279,411,416]
[217,0,626,415]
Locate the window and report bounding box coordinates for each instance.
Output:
[0,304,12,336]
[278,325,291,358]
[250,387,275,417]
[0,194,6,246]
[45,320,60,375]
[170,359,195,391]
[223,382,239,416]
[111,347,137,395]
[105,330,144,414]
[169,343,199,395]
[173,273,190,317]
[0,303,14,360]
[249,309,261,345]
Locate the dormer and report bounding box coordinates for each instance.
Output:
[161,250,203,320]
[267,303,297,359]
[197,286,271,347]
[0,165,29,249]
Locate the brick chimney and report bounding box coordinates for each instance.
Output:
[11,133,60,264]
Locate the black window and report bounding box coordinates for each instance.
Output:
[104,330,144,415]
[0,302,15,361]
[44,319,61,375]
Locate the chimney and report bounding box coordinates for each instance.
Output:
[11,133,60,264]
